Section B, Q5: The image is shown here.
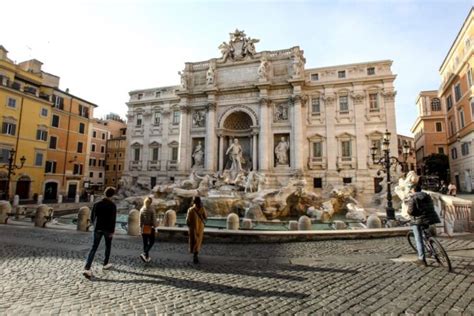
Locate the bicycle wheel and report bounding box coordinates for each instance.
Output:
[428,237,452,272]
[407,231,417,252]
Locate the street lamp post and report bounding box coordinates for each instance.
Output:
[370,130,410,220]
[0,149,26,201]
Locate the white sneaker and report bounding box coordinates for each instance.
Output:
[140,254,147,263]
[146,256,152,263]
[83,270,92,279]
[103,263,113,270]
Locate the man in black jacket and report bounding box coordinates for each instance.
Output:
[83,187,117,279]
[407,182,441,266]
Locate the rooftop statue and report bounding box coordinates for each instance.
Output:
[218,29,260,62]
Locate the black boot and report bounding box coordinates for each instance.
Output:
[193,253,199,264]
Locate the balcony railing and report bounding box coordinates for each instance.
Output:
[167,160,178,171]
[307,157,327,170]
[147,160,161,171]
[129,160,142,171]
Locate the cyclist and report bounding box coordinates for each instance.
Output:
[407,181,441,266]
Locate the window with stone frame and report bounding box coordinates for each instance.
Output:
[341,140,352,160]
[438,147,444,154]
[454,83,462,102]
[171,147,179,161]
[151,147,160,161]
[36,129,48,141]
[369,93,379,111]
[45,161,57,173]
[459,109,465,128]
[2,121,16,136]
[467,68,472,87]
[339,95,349,113]
[311,73,319,81]
[172,111,180,125]
[133,147,140,161]
[311,97,321,115]
[371,139,382,159]
[449,118,456,136]
[49,136,57,149]
[77,142,83,153]
[451,147,457,160]
[136,113,143,126]
[461,143,469,156]
[312,142,322,160]
[7,97,16,108]
[0,148,11,163]
[367,67,375,75]
[338,70,346,78]
[446,95,453,110]
[431,98,441,111]
[153,112,161,125]
[436,122,443,132]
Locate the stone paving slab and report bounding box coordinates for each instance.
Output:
[0,225,473,314]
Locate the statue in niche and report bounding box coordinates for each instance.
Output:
[257,57,270,81]
[178,70,188,89]
[275,136,290,166]
[192,110,206,128]
[292,54,304,78]
[274,103,289,121]
[192,141,204,167]
[225,138,243,172]
[206,64,215,86]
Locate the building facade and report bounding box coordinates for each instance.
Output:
[124,30,398,198]
[105,127,127,188]
[438,8,473,192]
[0,48,52,200]
[396,134,416,172]
[411,91,448,174]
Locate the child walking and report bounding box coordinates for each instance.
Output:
[140,197,157,263]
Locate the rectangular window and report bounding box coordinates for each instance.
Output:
[49,136,57,149]
[367,67,375,75]
[454,83,462,102]
[100,145,105,153]
[91,144,96,152]
[136,114,143,126]
[152,147,159,161]
[2,122,16,136]
[93,131,97,138]
[341,140,352,158]
[137,93,143,100]
[73,164,83,175]
[36,130,48,141]
[133,148,140,161]
[171,147,179,161]
[311,73,319,81]
[435,122,442,132]
[89,172,94,178]
[438,147,444,154]
[172,111,180,125]
[79,123,85,134]
[113,165,116,171]
[52,115,60,128]
[41,108,48,117]
[78,105,89,118]
[7,97,16,108]
[461,143,469,156]
[343,177,352,184]
[446,95,453,110]
[98,172,102,178]
[313,178,322,188]
[52,95,64,110]
[106,165,109,171]
[459,109,465,128]
[339,96,349,113]
[45,161,57,173]
[338,70,346,78]
[155,91,161,98]
[92,159,96,166]
[468,68,473,87]
[451,148,457,159]
[312,142,322,158]
[118,164,122,171]
[369,93,378,111]
[449,119,456,136]
[77,142,83,153]
[311,97,320,115]
[35,152,43,166]
[89,158,93,166]
[154,112,161,125]
[0,148,11,163]
[102,133,105,140]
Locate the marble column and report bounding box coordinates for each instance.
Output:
[178,103,191,172]
[291,95,304,170]
[252,129,258,171]
[218,131,224,171]
[258,98,270,170]
[205,102,217,171]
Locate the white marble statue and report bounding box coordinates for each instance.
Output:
[192,141,204,167]
[257,57,270,81]
[206,64,215,85]
[178,70,188,89]
[292,54,303,78]
[218,42,233,62]
[243,37,259,57]
[225,138,243,172]
[394,170,419,218]
[275,137,289,165]
[192,110,206,127]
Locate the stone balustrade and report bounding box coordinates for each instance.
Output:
[425,191,472,235]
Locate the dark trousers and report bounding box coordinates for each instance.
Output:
[85,230,113,270]
[142,233,155,258]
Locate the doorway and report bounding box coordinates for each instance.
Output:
[15,176,31,199]
[464,170,472,193]
[455,175,461,193]
[44,182,58,201]
[67,183,77,199]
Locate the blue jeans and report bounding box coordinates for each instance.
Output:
[85,230,113,270]
[412,225,425,261]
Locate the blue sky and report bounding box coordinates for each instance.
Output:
[2,0,472,136]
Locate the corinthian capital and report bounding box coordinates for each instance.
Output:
[179,105,192,113]
[350,92,365,104]
[259,97,271,106]
[205,102,217,112]
[381,90,397,101]
[321,94,336,104]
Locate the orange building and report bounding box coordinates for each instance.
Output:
[411,91,449,174]
[43,90,96,201]
[397,134,416,172]
[105,127,127,188]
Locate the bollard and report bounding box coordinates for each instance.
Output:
[89,195,94,203]
[15,206,26,220]
[288,220,298,230]
[75,194,80,204]
[367,214,382,229]
[128,209,140,236]
[77,206,91,232]
[298,215,312,230]
[34,204,53,228]
[13,195,19,207]
[0,200,12,224]
[241,218,252,229]
[163,209,177,227]
[58,195,63,204]
[37,195,43,205]
[226,213,239,230]
[333,220,348,230]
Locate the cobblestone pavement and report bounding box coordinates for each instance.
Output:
[1,225,473,315]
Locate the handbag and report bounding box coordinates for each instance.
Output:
[142,224,153,234]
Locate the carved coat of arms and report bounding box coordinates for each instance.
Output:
[218,29,259,62]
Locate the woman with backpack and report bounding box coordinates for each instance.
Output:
[186,196,207,264]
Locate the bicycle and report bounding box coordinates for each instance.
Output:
[407,224,452,272]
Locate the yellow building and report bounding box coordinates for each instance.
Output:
[0,46,52,201]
